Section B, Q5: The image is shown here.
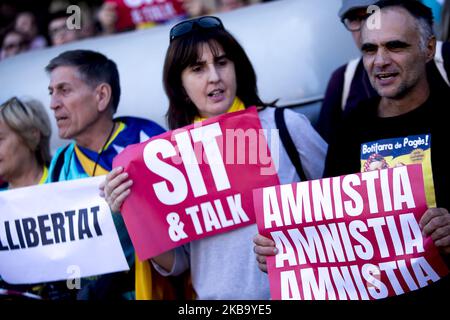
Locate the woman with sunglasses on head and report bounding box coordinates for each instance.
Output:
[103,16,327,299]
[0,97,51,299]
[0,97,51,191]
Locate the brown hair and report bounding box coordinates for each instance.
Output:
[163,25,267,129]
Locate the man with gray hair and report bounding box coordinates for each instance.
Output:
[316,0,450,143]
[45,49,166,300]
[254,0,449,301]
[324,0,450,299]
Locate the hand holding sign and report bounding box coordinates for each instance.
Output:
[253,233,277,273]
[113,107,280,260]
[100,156,178,272]
[253,165,449,300]
[420,207,450,255]
[101,166,133,213]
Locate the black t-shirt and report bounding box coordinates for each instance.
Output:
[324,89,450,301]
[325,89,449,211]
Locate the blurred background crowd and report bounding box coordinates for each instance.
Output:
[0,0,276,60]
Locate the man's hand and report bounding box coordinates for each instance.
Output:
[253,234,278,273]
[99,166,133,213]
[420,207,450,255]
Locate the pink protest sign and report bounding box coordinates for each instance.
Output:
[253,165,449,300]
[114,107,279,260]
[106,0,185,31]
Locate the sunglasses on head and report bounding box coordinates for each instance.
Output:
[2,97,29,115]
[169,16,224,42]
[11,97,28,112]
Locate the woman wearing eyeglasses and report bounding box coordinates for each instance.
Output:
[0,97,51,299]
[103,16,326,299]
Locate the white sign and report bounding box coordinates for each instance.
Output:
[0,176,129,284]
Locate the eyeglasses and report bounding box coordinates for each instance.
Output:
[169,16,224,42]
[49,25,70,37]
[341,10,369,32]
[2,41,27,51]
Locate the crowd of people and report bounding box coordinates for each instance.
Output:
[1,0,450,302]
[0,0,273,61]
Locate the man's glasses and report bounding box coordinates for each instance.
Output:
[341,9,369,32]
[2,41,27,51]
[169,16,224,42]
[49,25,71,37]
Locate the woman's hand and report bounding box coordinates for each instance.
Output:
[253,234,278,273]
[99,166,133,213]
[420,207,450,255]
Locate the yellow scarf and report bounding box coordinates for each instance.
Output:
[193,97,246,123]
[39,166,48,185]
[73,122,125,177]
